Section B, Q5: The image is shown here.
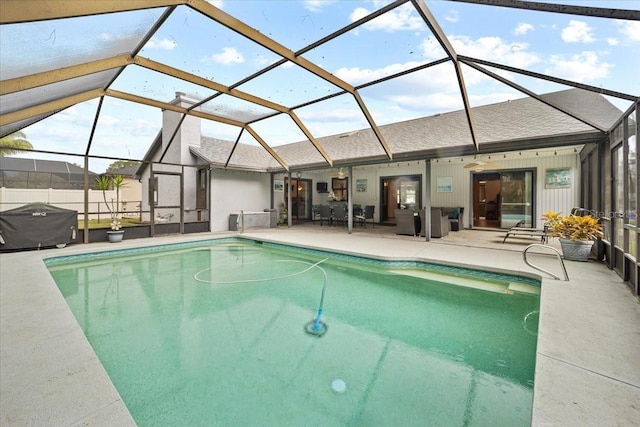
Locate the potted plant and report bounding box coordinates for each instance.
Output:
[95,175,127,243]
[541,210,603,261]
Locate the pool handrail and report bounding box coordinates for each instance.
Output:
[522,244,569,281]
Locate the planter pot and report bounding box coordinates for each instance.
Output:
[107,230,125,243]
[559,238,594,261]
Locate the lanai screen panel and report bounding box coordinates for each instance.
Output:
[1,0,638,173]
[138,4,284,88]
[1,70,120,117]
[223,1,360,51]
[427,1,638,110]
[200,94,277,124]
[88,97,162,164]
[108,65,219,106]
[0,9,158,79]
[358,61,464,126]
[300,2,438,87]
[235,61,345,108]
[248,114,309,147]
[295,93,371,139]
[16,99,97,165]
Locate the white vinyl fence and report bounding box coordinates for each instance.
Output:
[0,187,141,220]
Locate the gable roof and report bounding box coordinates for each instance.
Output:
[190,88,622,172]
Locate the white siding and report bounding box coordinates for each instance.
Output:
[432,153,580,228]
[210,170,271,232]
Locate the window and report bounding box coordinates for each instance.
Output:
[153,176,158,206]
[332,178,348,201]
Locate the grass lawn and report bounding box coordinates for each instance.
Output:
[78,217,144,229]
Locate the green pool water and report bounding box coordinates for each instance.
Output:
[47,239,540,426]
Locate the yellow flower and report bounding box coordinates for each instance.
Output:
[542,211,603,241]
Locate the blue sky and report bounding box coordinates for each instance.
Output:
[8,0,639,173]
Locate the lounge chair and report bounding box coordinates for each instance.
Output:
[502,223,548,244]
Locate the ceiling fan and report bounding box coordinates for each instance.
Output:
[463,160,501,172]
[335,167,348,179]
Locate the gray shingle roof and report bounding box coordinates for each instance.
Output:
[190,137,275,171]
[0,157,96,175]
[193,88,623,172]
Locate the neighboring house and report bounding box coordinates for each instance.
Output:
[137,88,623,233]
[0,157,100,213]
[0,157,96,189]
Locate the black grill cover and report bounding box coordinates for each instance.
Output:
[0,203,78,251]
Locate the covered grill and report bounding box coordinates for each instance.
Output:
[0,203,77,251]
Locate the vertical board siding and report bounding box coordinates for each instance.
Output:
[431,153,579,228]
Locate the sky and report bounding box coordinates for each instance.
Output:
[3,0,639,173]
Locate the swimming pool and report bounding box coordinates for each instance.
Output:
[46,238,540,426]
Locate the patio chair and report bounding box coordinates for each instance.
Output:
[312,204,321,224]
[395,209,418,236]
[319,205,332,226]
[419,208,450,238]
[332,204,347,226]
[356,205,375,228]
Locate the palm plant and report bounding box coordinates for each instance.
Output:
[0,131,33,156]
[95,175,127,229]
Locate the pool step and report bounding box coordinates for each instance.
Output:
[388,268,540,295]
[507,282,541,295]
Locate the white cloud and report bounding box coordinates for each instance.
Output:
[617,20,640,42]
[254,53,270,66]
[561,20,595,43]
[445,9,459,23]
[98,115,120,127]
[145,37,177,50]
[446,35,540,69]
[330,32,548,114]
[335,61,463,112]
[304,0,338,13]
[607,37,620,46]
[206,0,223,8]
[211,47,244,64]
[350,4,424,32]
[514,23,534,36]
[546,51,612,82]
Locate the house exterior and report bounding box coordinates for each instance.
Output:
[138,88,620,232]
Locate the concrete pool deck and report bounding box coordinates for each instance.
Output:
[1,228,639,426]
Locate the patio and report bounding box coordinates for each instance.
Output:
[1,228,638,425]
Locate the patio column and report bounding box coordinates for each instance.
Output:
[347,166,353,234]
[424,160,432,241]
[287,171,292,228]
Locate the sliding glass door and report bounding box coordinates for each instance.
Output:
[284,178,311,221]
[472,169,534,228]
[500,170,534,228]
